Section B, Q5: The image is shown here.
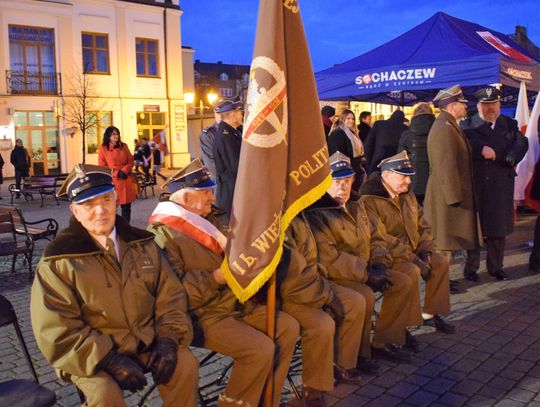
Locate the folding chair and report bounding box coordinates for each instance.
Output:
[0,295,56,407]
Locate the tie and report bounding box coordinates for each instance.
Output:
[105,238,118,264]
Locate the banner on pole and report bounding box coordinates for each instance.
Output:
[222,0,331,302]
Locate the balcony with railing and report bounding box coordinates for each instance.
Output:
[6,71,61,95]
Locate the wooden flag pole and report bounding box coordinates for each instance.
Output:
[263,272,277,407]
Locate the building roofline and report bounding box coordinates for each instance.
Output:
[117,0,180,10]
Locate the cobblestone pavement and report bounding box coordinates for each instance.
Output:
[1,189,539,406]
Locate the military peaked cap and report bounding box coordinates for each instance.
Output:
[433,85,468,108]
[474,87,501,103]
[214,97,243,113]
[163,158,216,193]
[57,164,115,203]
[330,151,355,179]
[378,151,416,175]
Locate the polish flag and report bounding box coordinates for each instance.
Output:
[515,81,529,135]
[515,93,539,211]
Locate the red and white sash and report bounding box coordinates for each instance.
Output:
[148,201,227,255]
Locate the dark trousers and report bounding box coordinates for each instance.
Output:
[15,168,29,190]
[530,215,540,269]
[465,237,506,274]
[120,204,131,223]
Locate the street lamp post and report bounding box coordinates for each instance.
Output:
[185,91,218,133]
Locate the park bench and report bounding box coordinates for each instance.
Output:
[9,176,62,207]
[0,207,58,243]
[134,172,157,199]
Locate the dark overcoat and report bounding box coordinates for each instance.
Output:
[199,122,219,178]
[424,110,481,250]
[461,113,528,237]
[398,113,435,198]
[364,110,407,174]
[213,121,242,219]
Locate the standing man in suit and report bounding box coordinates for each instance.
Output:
[461,87,528,281]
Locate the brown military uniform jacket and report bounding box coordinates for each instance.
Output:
[424,110,481,250]
[305,193,392,281]
[360,172,436,263]
[148,210,246,325]
[31,216,192,379]
[281,214,335,309]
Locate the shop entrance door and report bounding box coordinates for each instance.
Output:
[14,111,61,175]
[136,111,166,140]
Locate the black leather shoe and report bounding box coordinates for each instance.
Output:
[463,271,480,282]
[371,344,411,363]
[423,315,455,333]
[403,330,421,353]
[488,269,508,281]
[530,263,540,274]
[356,357,380,375]
[303,387,326,407]
[334,366,363,385]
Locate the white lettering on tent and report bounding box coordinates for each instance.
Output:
[423,68,436,78]
[355,68,437,87]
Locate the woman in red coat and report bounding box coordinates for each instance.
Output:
[98,126,137,222]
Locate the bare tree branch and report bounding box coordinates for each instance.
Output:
[61,67,102,164]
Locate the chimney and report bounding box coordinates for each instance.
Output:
[515,25,527,39]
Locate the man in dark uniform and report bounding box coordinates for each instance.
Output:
[199,107,222,179]
[461,87,528,281]
[212,97,244,222]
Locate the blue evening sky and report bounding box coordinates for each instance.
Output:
[180,0,540,72]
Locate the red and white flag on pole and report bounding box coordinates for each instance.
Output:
[515,93,539,204]
[515,81,529,135]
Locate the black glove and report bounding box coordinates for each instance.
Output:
[418,251,432,267]
[117,170,128,180]
[148,337,179,385]
[366,263,393,292]
[504,153,517,167]
[97,350,147,392]
[413,256,432,281]
[323,295,345,323]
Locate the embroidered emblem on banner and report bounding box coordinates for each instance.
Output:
[243,56,288,149]
[284,0,299,13]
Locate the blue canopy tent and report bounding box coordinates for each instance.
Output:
[316,12,540,106]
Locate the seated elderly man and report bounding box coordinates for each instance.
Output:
[31,164,197,407]
[280,213,366,406]
[147,159,299,407]
[360,151,454,334]
[305,152,417,363]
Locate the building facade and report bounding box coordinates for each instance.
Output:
[194,60,250,104]
[0,0,192,178]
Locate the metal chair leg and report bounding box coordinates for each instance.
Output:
[287,374,302,400]
[137,383,158,407]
